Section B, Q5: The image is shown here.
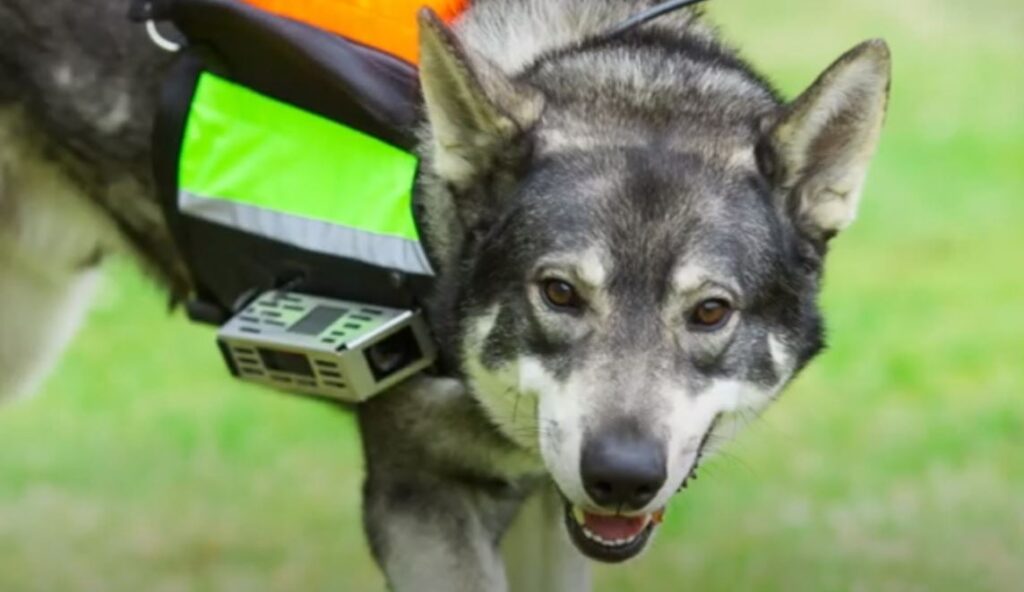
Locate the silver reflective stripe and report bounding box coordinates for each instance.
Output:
[179,191,434,276]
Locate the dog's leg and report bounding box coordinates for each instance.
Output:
[502,483,592,592]
[360,377,545,591]
[0,108,118,401]
[363,473,512,592]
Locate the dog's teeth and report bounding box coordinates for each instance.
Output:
[580,524,642,548]
[572,505,586,525]
[582,526,613,546]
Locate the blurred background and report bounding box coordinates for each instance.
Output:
[1,0,1022,590]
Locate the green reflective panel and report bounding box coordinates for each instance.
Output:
[179,73,420,241]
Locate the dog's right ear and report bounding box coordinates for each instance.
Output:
[418,9,543,222]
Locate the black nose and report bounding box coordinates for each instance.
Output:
[581,432,667,510]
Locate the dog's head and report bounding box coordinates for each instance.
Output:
[416,11,890,562]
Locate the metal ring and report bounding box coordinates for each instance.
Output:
[145,20,181,52]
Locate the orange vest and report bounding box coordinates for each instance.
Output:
[240,0,469,64]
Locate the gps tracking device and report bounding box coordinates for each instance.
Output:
[144,0,466,403]
[218,292,437,402]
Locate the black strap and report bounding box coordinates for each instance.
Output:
[603,0,711,38]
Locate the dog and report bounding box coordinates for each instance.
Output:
[0,0,890,589]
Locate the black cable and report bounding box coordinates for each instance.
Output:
[603,0,711,38]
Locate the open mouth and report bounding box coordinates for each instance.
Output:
[562,503,664,563]
[560,456,706,562]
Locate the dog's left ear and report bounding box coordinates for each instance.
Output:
[762,39,891,241]
[417,9,543,211]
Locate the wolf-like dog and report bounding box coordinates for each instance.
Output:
[0,0,890,589]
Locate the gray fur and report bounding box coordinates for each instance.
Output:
[0,0,188,291]
[0,0,890,587]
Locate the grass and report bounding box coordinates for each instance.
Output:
[2,0,1022,590]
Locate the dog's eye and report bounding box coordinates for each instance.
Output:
[688,299,733,330]
[542,279,583,311]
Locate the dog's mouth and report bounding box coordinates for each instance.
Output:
[562,503,664,563]
[559,452,708,563]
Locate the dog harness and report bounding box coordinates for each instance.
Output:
[137,0,467,324]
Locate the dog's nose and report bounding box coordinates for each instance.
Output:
[580,433,666,510]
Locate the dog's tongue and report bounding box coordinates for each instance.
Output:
[583,512,649,541]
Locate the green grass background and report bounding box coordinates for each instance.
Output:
[2,0,1022,590]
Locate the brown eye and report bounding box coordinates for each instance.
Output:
[542,279,582,310]
[689,299,733,330]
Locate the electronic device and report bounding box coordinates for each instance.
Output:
[217,291,437,402]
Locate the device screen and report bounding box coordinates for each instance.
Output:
[290,305,347,336]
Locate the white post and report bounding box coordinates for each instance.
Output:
[502,484,592,592]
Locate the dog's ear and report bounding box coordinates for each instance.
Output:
[762,39,891,241]
[417,9,543,218]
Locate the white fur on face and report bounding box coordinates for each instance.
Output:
[699,332,796,445]
[522,356,591,505]
[570,247,608,292]
[650,333,799,511]
[463,327,589,508]
[671,262,710,294]
[640,374,787,514]
[461,300,594,506]
[463,307,543,455]
[464,323,587,502]
[671,262,741,299]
